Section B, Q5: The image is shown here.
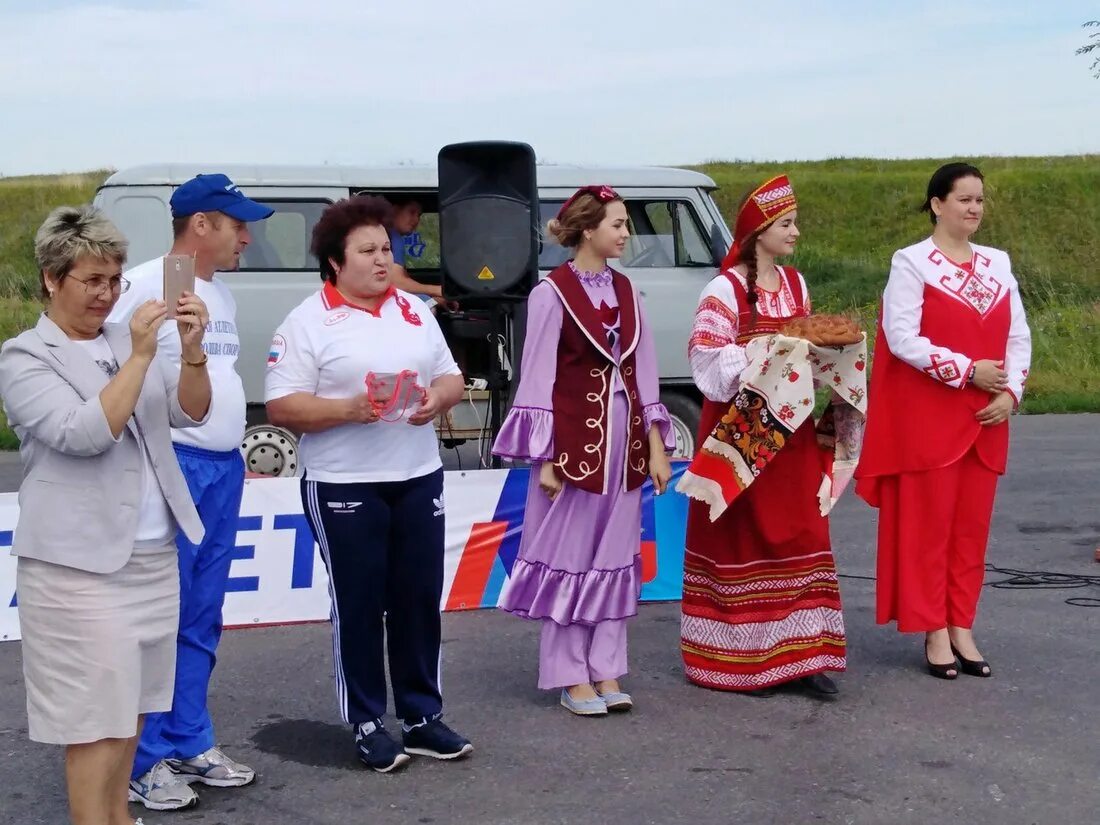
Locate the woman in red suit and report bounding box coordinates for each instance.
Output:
[856,163,1032,680]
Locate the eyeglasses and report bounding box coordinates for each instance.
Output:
[68,275,131,297]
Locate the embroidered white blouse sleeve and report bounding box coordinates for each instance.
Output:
[882,250,974,389]
[1002,259,1032,407]
[688,277,749,403]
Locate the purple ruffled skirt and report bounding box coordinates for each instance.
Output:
[500,392,642,627]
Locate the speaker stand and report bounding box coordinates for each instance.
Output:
[485,302,513,470]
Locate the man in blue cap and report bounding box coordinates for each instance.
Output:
[109,173,273,812]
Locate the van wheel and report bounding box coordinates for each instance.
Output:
[660,391,701,459]
[240,425,300,478]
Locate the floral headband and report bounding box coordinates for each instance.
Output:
[556,185,620,219]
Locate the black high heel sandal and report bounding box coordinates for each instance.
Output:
[951,645,992,678]
[925,642,959,680]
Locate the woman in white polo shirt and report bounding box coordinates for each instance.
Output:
[265,196,471,773]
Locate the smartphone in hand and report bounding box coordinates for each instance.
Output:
[163,254,196,319]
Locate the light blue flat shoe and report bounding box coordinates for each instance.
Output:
[595,690,633,712]
[560,689,608,716]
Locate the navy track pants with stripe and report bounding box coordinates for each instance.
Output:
[301,469,445,725]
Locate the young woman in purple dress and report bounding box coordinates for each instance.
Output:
[492,185,674,716]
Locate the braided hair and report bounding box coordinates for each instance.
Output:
[737,229,764,327]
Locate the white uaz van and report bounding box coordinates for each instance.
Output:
[94,163,734,472]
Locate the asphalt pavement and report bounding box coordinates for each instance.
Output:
[0,415,1097,825]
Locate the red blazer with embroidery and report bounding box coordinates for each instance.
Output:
[545,264,649,495]
[856,239,1031,482]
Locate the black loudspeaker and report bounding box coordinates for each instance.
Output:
[438,141,538,302]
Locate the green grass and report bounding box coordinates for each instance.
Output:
[0,171,113,449]
[0,171,112,300]
[0,295,46,449]
[0,160,1095,449]
[691,156,1100,413]
[694,156,1100,306]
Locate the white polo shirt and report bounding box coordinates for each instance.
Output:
[109,256,246,453]
[264,282,461,483]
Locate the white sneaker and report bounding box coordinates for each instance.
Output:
[166,746,256,787]
[128,760,199,811]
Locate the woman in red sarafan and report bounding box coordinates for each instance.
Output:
[855,162,1032,680]
[680,175,846,699]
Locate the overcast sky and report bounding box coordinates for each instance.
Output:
[2,0,1097,175]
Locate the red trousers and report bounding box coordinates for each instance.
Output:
[871,447,1000,631]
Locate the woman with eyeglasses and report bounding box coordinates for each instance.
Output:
[0,205,210,825]
[492,185,674,716]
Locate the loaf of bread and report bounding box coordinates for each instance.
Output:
[781,314,863,346]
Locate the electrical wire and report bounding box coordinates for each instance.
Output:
[984,563,1100,608]
[438,389,464,471]
[478,392,493,469]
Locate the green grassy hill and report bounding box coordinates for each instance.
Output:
[0,159,1096,447]
[696,156,1100,305]
[0,171,110,298]
[695,157,1100,413]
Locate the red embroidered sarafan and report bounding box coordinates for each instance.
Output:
[545,263,649,494]
[681,263,846,691]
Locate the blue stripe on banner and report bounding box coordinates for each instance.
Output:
[226,516,262,593]
[480,468,530,607]
[641,477,658,544]
[1,531,14,608]
[274,513,317,589]
[641,461,689,602]
[481,553,511,609]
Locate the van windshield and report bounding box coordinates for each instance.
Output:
[538,198,715,270]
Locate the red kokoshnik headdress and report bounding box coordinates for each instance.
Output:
[719,174,798,272]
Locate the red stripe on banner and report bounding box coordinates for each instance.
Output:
[446,521,507,611]
[641,540,658,584]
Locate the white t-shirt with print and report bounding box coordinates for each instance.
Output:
[108,256,246,452]
[72,335,174,544]
[264,283,462,483]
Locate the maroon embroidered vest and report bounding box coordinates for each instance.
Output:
[546,263,649,494]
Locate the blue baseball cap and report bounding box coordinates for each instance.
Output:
[169,173,274,221]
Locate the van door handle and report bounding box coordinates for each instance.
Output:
[639,290,647,297]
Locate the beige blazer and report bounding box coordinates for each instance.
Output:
[0,314,207,573]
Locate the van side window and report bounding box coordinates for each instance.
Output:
[537,201,571,269]
[111,195,173,266]
[624,201,714,268]
[400,212,441,271]
[537,199,714,269]
[239,200,329,271]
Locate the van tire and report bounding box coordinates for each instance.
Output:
[240,424,301,477]
[659,391,701,459]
